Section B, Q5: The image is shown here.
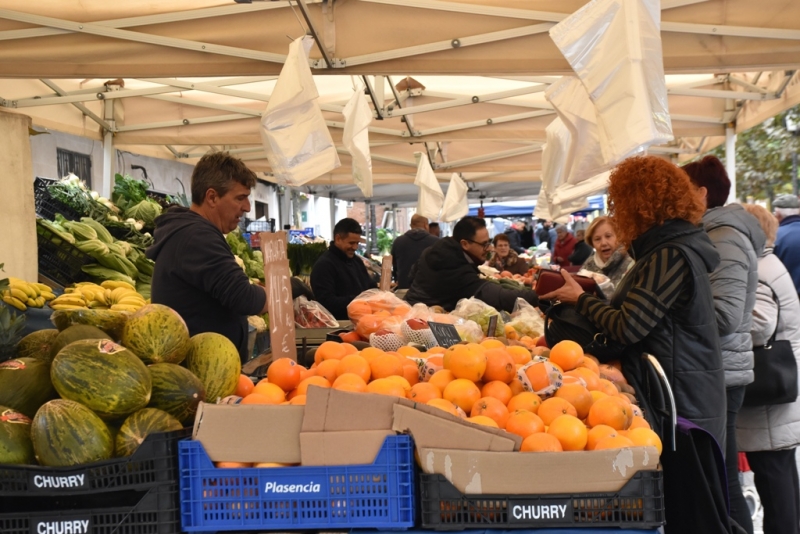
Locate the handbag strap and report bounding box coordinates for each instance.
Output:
[759,281,781,347]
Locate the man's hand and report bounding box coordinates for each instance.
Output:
[540,270,585,304]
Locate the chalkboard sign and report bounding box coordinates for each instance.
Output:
[428,321,462,348]
[379,255,393,291]
[260,231,298,362]
[487,315,499,337]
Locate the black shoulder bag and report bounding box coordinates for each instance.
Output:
[743,284,798,407]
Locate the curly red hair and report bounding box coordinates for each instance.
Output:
[608,156,705,249]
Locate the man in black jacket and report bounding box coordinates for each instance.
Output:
[391,214,439,289]
[310,218,377,320]
[147,152,268,363]
[405,216,538,312]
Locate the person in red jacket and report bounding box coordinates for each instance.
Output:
[553,225,577,267]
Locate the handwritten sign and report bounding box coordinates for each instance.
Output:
[379,255,393,291]
[428,321,462,348]
[487,315,499,338]
[260,231,297,362]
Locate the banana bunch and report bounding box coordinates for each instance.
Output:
[1,278,56,311]
[49,281,148,312]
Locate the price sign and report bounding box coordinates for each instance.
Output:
[487,315,499,337]
[379,255,393,291]
[428,321,462,348]
[260,231,297,362]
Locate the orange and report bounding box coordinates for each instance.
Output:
[296,376,332,396]
[628,427,663,454]
[445,346,487,382]
[586,424,618,450]
[483,348,516,383]
[565,367,600,391]
[548,340,584,371]
[587,396,633,430]
[366,378,406,397]
[520,433,563,452]
[241,393,277,405]
[370,354,405,379]
[481,381,513,405]
[315,341,347,363]
[630,404,644,417]
[408,382,442,403]
[267,358,303,392]
[470,397,510,428]
[402,359,421,385]
[339,331,362,344]
[392,303,411,317]
[288,394,307,405]
[235,374,255,397]
[347,300,372,322]
[547,414,588,451]
[336,354,371,382]
[467,415,499,428]
[427,398,460,417]
[599,363,627,385]
[589,390,609,404]
[397,345,421,357]
[505,410,545,439]
[594,435,635,450]
[341,343,358,355]
[429,369,456,391]
[215,461,253,468]
[579,356,600,375]
[480,338,506,350]
[597,378,620,397]
[315,359,340,384]
[332,373,368,393]
[252,381,286,404]
[299,367,316,381]
[538,397,578,426]
[360,347,385,362]
[508,378,526,396]
[523,361,562,394]
[385,375,412,395]
[355,314,384,339]
[555,383,593,419]
[427,347,446,355]
[629,415,651,430]
[443,379,482,412]
[507,392,542,414]
[507,346,532,366]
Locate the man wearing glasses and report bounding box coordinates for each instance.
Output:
[405,216,539,312]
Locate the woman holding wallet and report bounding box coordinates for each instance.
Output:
[540,155,731,534]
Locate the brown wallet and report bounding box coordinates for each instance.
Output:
[535,269,599,297]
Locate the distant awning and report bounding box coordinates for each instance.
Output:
[468,203,535,218]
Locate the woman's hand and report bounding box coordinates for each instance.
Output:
[540,270,586,304]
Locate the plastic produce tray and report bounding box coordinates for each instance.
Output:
[0,428,190,497]
[36,221,95,288]
[179,434,415,531]
[34,176,84,222]
[0,482,180,534]
[419,470,664,530]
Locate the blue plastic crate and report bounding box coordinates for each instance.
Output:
[178,434,415,531]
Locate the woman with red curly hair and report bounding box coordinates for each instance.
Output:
[542,155,730,534]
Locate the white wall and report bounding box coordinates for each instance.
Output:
[251,181,280,224]
[30,130,103,187]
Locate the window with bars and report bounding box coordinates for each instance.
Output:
[56,148,93,188]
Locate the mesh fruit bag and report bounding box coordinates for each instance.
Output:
[401,319,438,349]
[369,330,405,352]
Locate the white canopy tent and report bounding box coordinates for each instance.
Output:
[1,0,800,206]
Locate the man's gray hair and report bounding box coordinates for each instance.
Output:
[775,207,800,219]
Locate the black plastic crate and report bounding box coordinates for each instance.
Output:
[0,428,190,497]
[419,470,664,530]
[34,176,85,222]
[36,221,95,288]
[0,482,180,534]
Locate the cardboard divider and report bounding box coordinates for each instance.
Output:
[300,430,395,466]
[301,386,414,432]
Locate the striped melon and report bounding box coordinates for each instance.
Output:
[51,339,151,420]
[50,325,108,359]
[0,358,57,418]
[31,399,113,467]
[185,333,241,402]
[17,329,59,363]
[122,304,191,364]
[115,408,182,457]
[147,363,206,425]
[51,309,129,341]
[0,406,35,465]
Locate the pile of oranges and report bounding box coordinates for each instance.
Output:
[235,338,662,455]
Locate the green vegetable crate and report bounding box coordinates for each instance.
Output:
[36,221,94,288]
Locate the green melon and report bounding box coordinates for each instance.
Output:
[31,399,113,467]
[17,329,59,363]
[0,405,35,465]
[115,408,182,457]
[51,309,130,341]
[122,304,191,364]
[147,363,206,425]
[50,324,109,359]
[185,333,241,402]
[51,339,151,420]
[0,358,57,418]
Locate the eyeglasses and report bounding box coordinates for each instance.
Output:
[465,238,492,250]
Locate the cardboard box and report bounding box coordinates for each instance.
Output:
[192,402,304,463]
[300,430,395,466]
[418,446,661,495]
[392,404,521,452]
[302,386,414,431]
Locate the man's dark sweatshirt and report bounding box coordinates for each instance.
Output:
[391,228,439,289]
[146,208,266,362]
[310,244,376,320]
